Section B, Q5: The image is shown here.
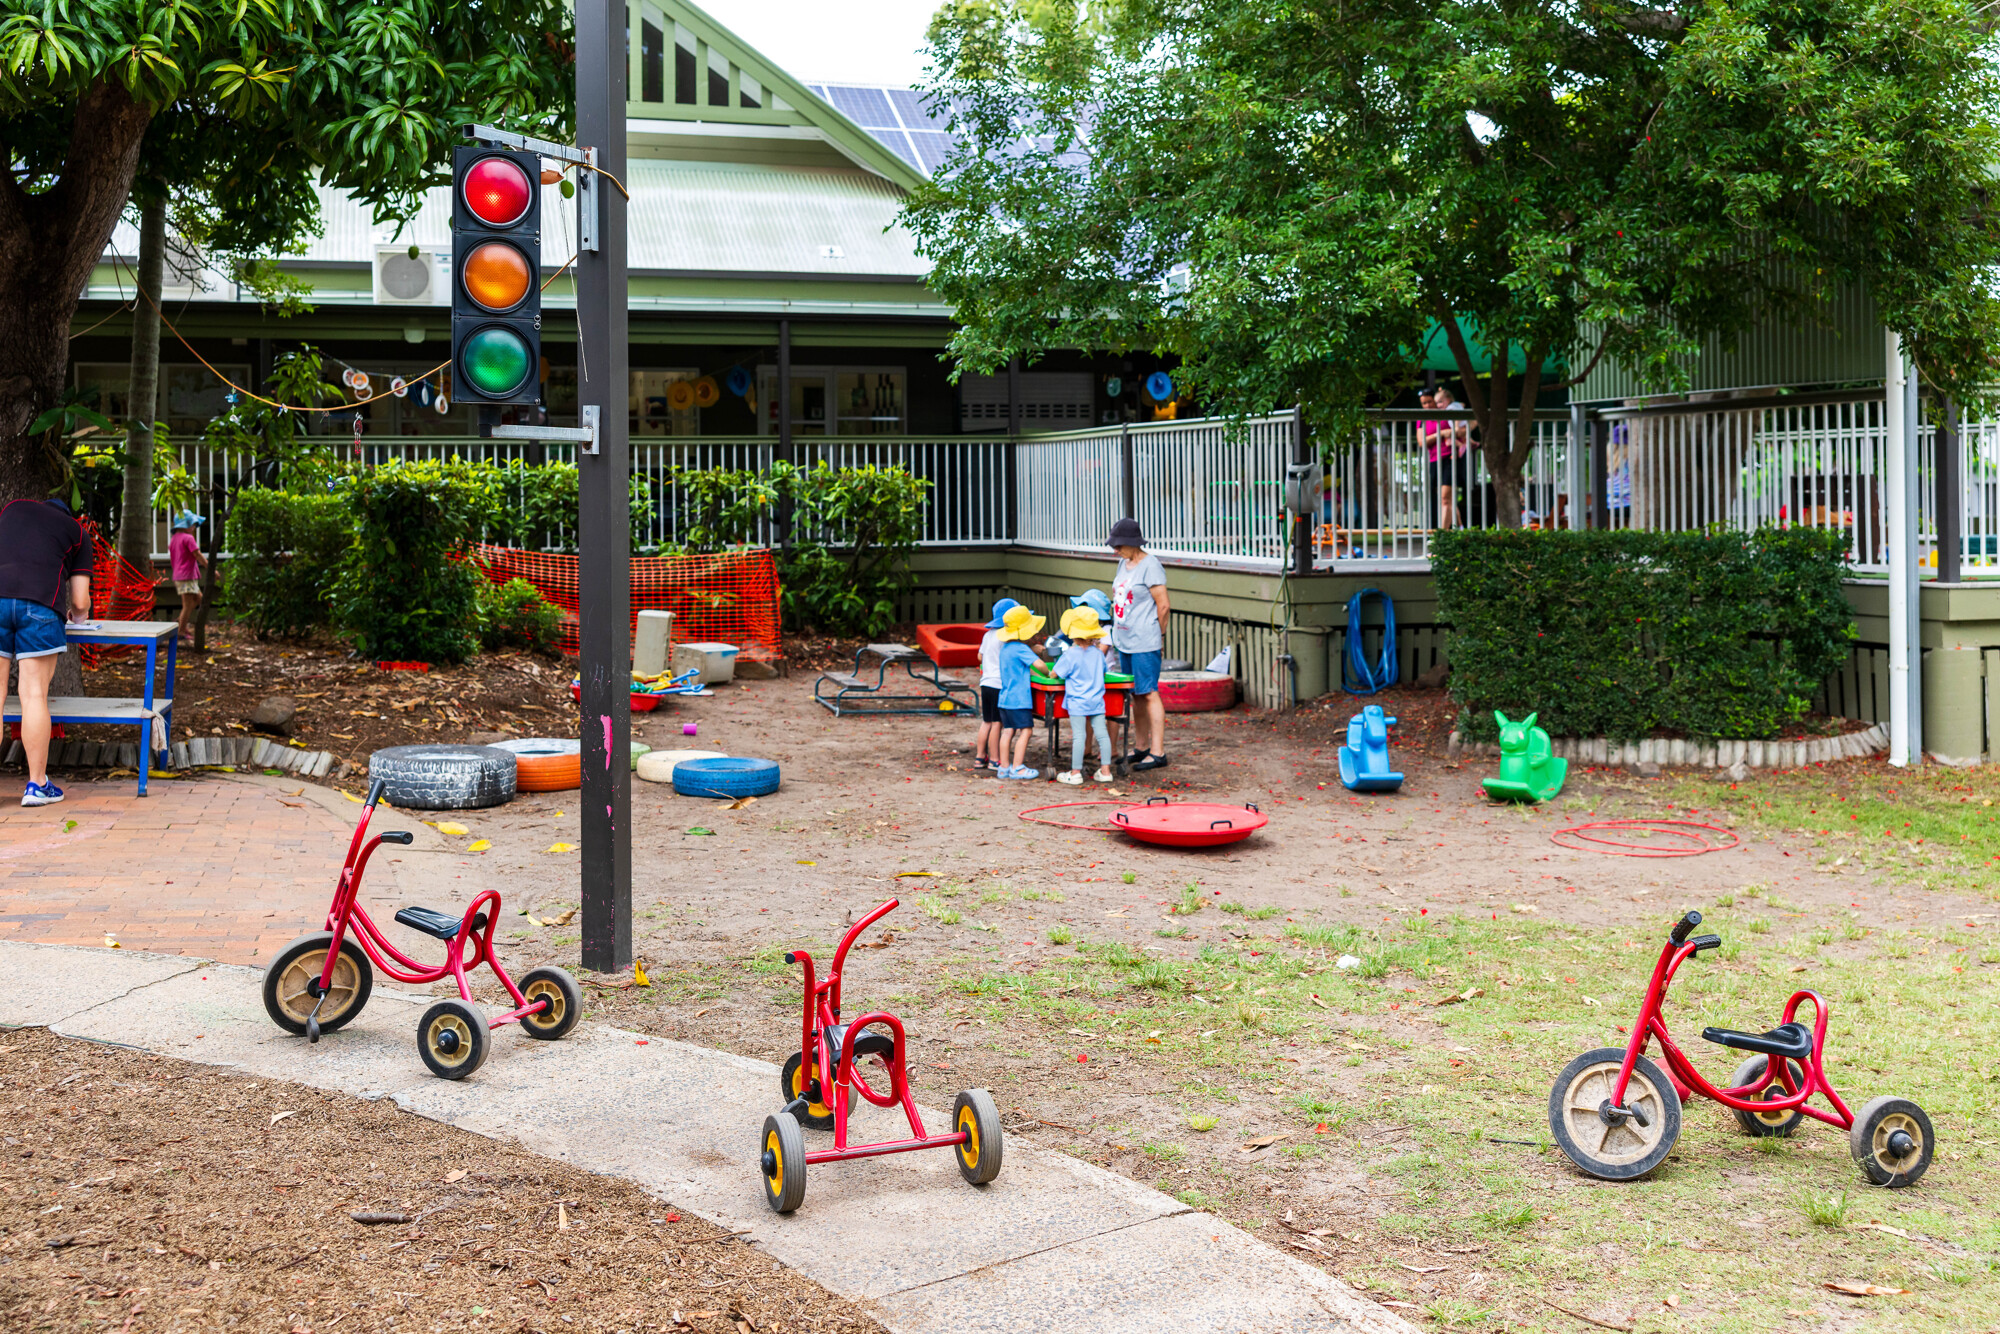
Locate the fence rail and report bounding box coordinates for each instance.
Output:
[146,401,2000,579]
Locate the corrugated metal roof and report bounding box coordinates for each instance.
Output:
[106,159,925,280]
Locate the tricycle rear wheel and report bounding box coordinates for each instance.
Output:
[760,1112,807,1213]
[953,1089,1004,1185]
[263,932,373,1036]
[1850,1096,1933,1188]
[1548,1048,1681,1181]
[517,966,582,1040]
[1728,1056,1807,1138]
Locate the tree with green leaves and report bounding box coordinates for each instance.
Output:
[0,0,572,503]
[908,0,2000,525]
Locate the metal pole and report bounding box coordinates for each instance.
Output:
[577,0,632,971]
[1567,403,1586,532]
[1938,397,1962,584]
[1290,404,1312,575]
[1591,417,1609,529]
[1886,330,1919,767]
[1119,420,1134,517]
[777,319,793,549]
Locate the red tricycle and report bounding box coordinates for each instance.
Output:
[261,778,583,1080]
[1549,910,1933,1187]
[760,898,1002,1213]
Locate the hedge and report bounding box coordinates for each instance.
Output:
[225,488,351,637]
[1431,528,1855,742]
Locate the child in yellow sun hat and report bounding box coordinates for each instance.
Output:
[1051,606,1115,785]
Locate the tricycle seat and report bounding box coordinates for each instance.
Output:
[395,906,488,941]
[1702,1021,1811,1062]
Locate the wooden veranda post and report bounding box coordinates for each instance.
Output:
[1937,398,1962,584]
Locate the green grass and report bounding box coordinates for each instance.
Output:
[1170,883,1205,915]
[1048,925,1074,945]
[1800,1189,1851,1227]
[1186,1113,1220,1132]
[916,896,960,926]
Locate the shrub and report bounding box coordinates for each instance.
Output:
[225,488,351,637]
[784,462,930,637]
[1432,528,1854,742]
[333,460,498,664]
[475,577,562,654]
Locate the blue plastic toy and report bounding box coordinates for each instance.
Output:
[1337,705,1404,793]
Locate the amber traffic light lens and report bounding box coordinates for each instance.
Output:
[461,241,532,312]
[462,156,533,227]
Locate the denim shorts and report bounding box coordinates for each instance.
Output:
[0,598,65,660]
[998,706,1035,731]
[1122,649,1162,696]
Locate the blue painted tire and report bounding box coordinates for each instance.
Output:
[673,756,780,798]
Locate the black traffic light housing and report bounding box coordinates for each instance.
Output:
[450,143,542,406]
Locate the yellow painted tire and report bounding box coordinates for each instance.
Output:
[953,1088,1003,1185]
[760,1112,807,1213]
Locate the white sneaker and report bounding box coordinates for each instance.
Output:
[1056,770,1083,786]
[1094,766,1115,783]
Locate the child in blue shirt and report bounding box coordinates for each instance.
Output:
[974,598,1019,771]
[1052,606,1114,785]
[994,604,1045,780]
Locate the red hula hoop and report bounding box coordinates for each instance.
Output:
[1017,801,1132,832]
[1551,819,1741,858]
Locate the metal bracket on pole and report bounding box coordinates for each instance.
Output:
[489,404,601,455]
[462,123,599,254]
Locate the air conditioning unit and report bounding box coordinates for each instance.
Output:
[372,246,450,306]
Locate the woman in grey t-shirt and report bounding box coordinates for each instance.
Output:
[1108,517,1170,769]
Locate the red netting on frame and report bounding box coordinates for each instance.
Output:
[79,517,162,666]
[468,544,781,660]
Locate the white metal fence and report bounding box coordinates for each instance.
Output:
[1317,412,1574,566]
[155,435,1010,560]
[1133,413,1296,564]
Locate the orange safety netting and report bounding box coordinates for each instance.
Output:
[79,517,162,666]
[468,544,781,660]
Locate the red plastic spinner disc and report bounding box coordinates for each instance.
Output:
[463,156,533,227]
[1111,801,1268,848]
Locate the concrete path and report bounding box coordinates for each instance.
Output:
[3,939,1410,1334]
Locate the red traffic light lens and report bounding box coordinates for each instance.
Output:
[462,156,533,227]
[462,241,533,312]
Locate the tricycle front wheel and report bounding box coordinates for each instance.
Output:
[761,1112,807,1213]
[263,932,373,1036]
[953,1088,1003,1185]
[1548,1048,1681,1181]
[1850,1097,1933,1188]
[418,999,488,1080]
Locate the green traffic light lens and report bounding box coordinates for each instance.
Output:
[460,326,532,397]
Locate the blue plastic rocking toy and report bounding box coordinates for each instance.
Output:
[1338,705,1404,793]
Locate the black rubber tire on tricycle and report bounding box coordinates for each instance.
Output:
[779,1052,837,1131]
[263,931,374,1036]
[760,1112,807,1214]
[1548,1047,1682,1181]
[1849,1096,1934,1187]
[418,999,489,1080]
[1728,1056,1807,1138]
[516,966,583,1040]
[952,1088,1004,1185]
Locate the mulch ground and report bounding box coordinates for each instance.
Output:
[0,1028,883,1334]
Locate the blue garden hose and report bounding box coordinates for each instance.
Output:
[1342,588,1398,695]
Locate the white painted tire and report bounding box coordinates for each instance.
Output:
[635,749,728,784]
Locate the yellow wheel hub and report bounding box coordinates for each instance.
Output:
[427,1013,474,1066]
[524,979,564,1028]
[792,1063,830,1120]
[958,1106,981,1167]
[764,1130,784,1186]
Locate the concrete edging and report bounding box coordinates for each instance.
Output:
[1446,721,1889,770]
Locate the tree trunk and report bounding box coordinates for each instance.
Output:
[0,81,155,506]
[116,196,166,570]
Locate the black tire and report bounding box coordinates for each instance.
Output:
[760,1112,807,1214]
[263,932,373,1036]
[367,745,517,810]
[672,757,780,799]
[952,1088,1004,1185]
[780,1051,836,1131]
[418,999,489,1080]
[517,966,582,1041]
[1549,1048,1682,1181]
[1850,1096,1933,1187]
[1728,1056,1807,1138]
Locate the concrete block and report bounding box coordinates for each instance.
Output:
[0,942,204,1028]
[672,641,739,685]
[115,743,139,769]
[1924,645,1984,765]
[308,751,333,778]
[2,738,20,766]
[170,741,188,769]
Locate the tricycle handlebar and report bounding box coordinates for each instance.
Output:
[1670,910,1703,944]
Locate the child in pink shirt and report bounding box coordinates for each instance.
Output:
[168,512,207,644]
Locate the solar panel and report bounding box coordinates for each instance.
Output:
[889,88,948,133]
[825,84,896,128]
[910,131,959,173]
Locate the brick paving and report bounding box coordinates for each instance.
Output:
[0,774,354,964]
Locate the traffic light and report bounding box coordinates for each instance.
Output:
[451,144,541,405]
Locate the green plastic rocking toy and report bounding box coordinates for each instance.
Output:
[1480,711,1567,803]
